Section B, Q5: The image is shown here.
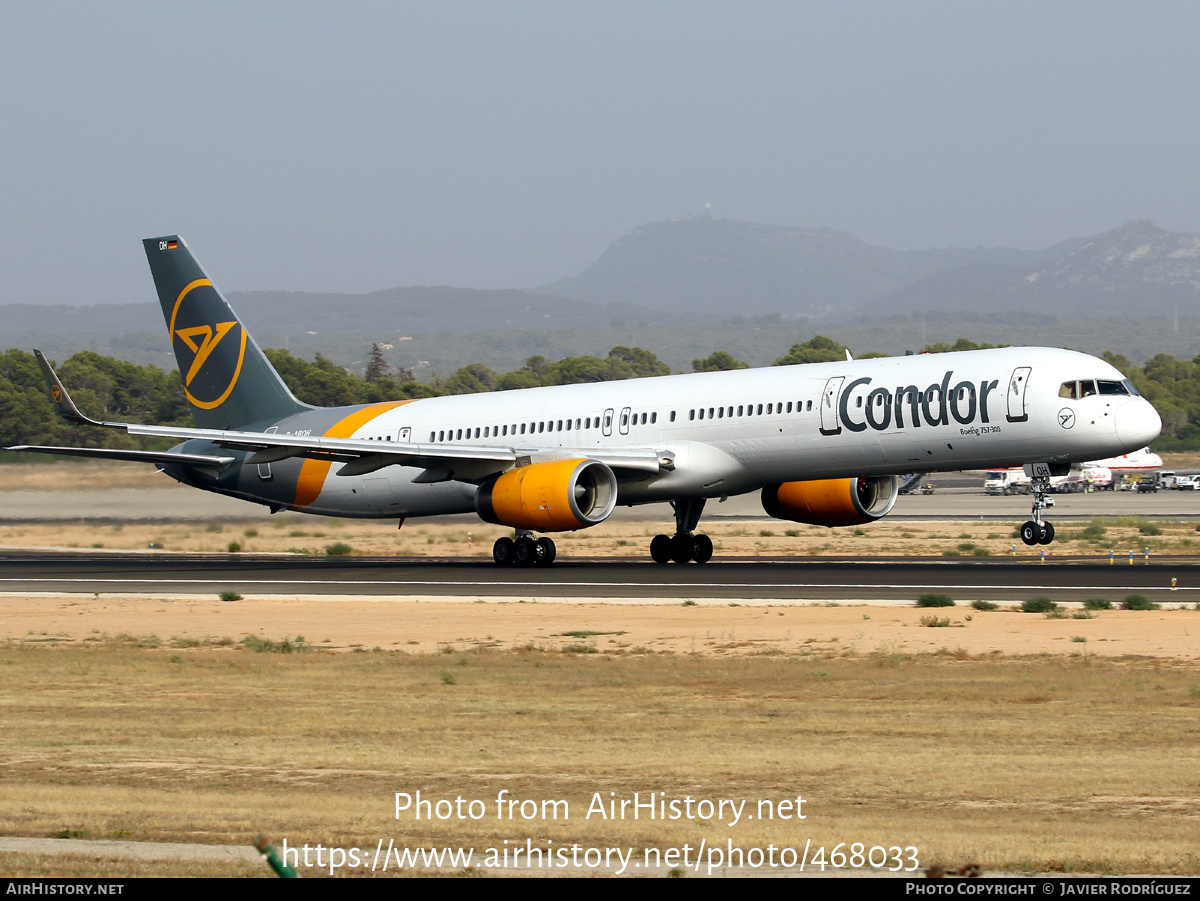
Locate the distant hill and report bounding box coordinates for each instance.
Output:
[6,217,1200,375]
[545,216,1200,320]
[872,220,1200,316]
[540,216,1042,317]
[0,286,686,373]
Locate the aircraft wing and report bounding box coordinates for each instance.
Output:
[12,351,664,480]
[5,445,237,468]
[124,423,664,478]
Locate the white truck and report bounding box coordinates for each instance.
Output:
[984,471,1031,495]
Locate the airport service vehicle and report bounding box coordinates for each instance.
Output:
[8,236,1163,564]
[972,446,1160,495]
[1174,475,1200,490]
[984,470,1031,495]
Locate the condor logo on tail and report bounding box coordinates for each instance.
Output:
[169,279,247,410]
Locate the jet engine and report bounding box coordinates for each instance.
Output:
[475,458,618,532]
[761,475,900,527]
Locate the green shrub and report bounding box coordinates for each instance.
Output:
[918,616,951,628]
[1120,594,1159,611]
[1083,598,1113,610]
[242,635,307,653]
[218,591,242,602]
[916,594,955,608]
[1139,523,1162,536]
[325,542,353,556]
[1021,596,1057,613]
[226,541,242,553]
[970,600,999,611]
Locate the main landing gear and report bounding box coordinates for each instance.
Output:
[493,533,556,567]
[1019,468,1056,546]
[650,498,713,564]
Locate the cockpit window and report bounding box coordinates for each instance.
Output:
[1062,379,1130,399]
[1123,379,1140,397]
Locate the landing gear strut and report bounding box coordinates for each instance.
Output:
[1020,467,1056,546]
[493,533,556,567]
[651,499,713,564]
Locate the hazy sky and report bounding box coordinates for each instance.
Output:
[2,1,1199,304]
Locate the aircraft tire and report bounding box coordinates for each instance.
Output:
[1020,521,1041,546]
[692,533,713,564]
[671,534,693,564]
[650,534,673,564]
[492,536,516,566]
[1038,522,1055,545]
[514,536,539,567]
[536,536,556,565]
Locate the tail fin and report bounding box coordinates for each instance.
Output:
[143,236,310,429]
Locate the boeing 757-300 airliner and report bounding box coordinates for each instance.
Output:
[8,236,1163,566]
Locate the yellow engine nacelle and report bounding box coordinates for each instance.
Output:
[761,475,899,527]
[475,458,618,532]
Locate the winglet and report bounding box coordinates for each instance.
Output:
[34,350,108,427]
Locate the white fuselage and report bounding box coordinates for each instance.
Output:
[246,346,1160,519]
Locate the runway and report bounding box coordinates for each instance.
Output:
[3,550,1195,602]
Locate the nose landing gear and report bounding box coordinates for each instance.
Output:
[1019,466,1056,546]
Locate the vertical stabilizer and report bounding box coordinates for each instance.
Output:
[143,236,310,429]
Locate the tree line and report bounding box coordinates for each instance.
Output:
[2,336,1198,451]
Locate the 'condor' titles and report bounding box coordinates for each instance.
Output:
[838,372,1002,434]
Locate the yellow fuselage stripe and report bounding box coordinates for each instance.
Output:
[293,400,418,508]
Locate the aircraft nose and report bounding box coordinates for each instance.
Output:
[1116,400,1162,448]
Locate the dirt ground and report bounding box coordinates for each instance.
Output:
[3,593,1198,661]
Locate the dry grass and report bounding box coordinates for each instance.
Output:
[3,457,1200,560]
[1,639,1198,876]
[5,516,1200,560]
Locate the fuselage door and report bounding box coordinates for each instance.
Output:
[819,376,844,436]
[619,406,631,436]
[1006,367,1031,423]
[257,426,278,480]
[397,427,411,442]
[602,408,614,437]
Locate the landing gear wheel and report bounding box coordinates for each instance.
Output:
[1038,522,1055,545]
[650,534,673,564]
[536,536,556,565]
[691,533,713,564]
[1020,521,1041,546]
[492,536,515,566]
[514,535,539,567]
[671,534,693,564]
